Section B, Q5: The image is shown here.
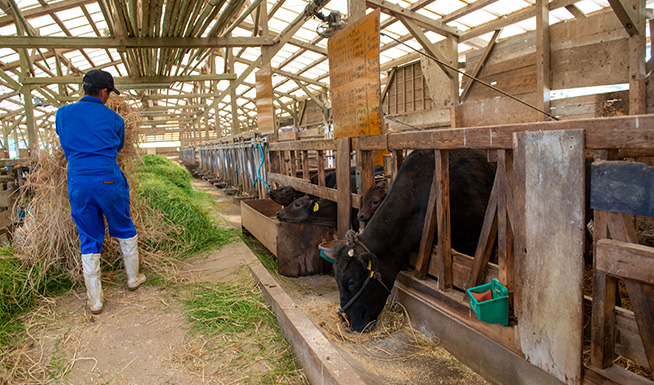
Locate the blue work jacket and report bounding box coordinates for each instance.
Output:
[56,96,125,175]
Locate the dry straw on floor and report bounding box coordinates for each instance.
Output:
[12,94,179,285]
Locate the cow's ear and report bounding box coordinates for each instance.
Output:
[376,181,387,189]
[359,252,378,274]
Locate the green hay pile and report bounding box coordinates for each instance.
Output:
[135,154,239,257]
[181,278,306,384]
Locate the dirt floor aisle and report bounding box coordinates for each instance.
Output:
[13,178,489,385]
[7,180,305,385]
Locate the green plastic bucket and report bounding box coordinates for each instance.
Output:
[467,278,509,326]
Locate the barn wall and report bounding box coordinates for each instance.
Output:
[462,10,629,127]
[383,60,434,116]
[299,99,326,127]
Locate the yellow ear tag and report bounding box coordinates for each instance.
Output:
[313,202,320,212]
[367,260,372,271]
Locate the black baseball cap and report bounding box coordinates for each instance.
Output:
[82,69,120,95]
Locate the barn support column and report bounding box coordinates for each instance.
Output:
[629,0,646,114]
[514,129,584,385]
[348,0,366,20]
[227,48,239,135]
[535,0,551,120]
[447,35,460,128]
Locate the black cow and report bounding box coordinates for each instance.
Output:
[333,149,495,332]
[268,186,306,206]
[275,196,337,227]
[356,181,387,223]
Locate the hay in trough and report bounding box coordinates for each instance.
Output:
[11,94,179,286]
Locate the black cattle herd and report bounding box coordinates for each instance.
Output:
[269,150,496,332]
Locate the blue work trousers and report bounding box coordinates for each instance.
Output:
[67,168,136,254]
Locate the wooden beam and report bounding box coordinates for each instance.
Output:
[461,29,501,101]
[273,68,329,89]
[596,239,654,284]
[21,74,236,85]
[291,78,328,113]
[629,0,647,115]
[461,0,578,42]
[564,4,586,19]
[608,0,642,36]
[396,14,455,79]
[536,0,551,121]
[0,0,95,28]
[0,36,274,49]
[366,0,459,37]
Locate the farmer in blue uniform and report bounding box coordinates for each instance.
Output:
[56,69,146,314]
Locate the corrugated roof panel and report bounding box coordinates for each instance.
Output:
[574,0,608,14]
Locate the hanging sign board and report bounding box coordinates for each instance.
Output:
[328,9,382,138]
[255,64,275,133]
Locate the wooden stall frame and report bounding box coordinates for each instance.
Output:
[258,114,654,385]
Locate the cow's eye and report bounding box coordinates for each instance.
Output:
[295,202,300,207]
[373,199,379,205]
[348,279,356,291]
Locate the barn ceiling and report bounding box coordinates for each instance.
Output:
[0,0,640,148]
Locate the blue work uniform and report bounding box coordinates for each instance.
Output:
[56,95,136,254]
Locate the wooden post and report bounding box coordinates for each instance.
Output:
[497,150,515,291]
[302,150,310,180]
[336,138,351,239]
[316,150,326,187]
[348,0,366,20]
[19,51,37,158]
[536,0,551,121]
[448,35,460,128]
[629,0,646,115]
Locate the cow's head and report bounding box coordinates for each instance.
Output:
[276,195,318,223]
[357,181,387,223]
[333,242,389,332]
[268,186,304,206]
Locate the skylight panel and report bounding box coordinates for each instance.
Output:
[574,0,607,14]
[69,25,96,37]
[382,20,408,36]
[427,0,468,15]
[550,8,574,24]
[29,15,55,30]
[415,7,444,20]
[0,24,16,36]
[454,9,497,29]
[485,0,530,16]
[272,8,298,24]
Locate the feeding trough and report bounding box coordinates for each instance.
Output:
[213,181,227,189]
[241,199,332,276]
[224,187,238,196]
[318,239,346,263]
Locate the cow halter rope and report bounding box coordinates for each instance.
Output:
[337,230,392,328]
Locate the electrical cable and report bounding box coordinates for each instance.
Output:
[379,31,560,121]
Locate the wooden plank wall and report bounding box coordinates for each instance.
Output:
[384,60,433,116]
[463,10,629,126]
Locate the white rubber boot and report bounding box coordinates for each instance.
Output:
[81,253,103,314]
[119,235,146,291]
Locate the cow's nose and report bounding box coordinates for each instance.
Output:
[268,191,273,197]
[276,211,282,219]
[356,214,364,221]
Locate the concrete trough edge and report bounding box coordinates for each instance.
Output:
[248,261,369,385]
